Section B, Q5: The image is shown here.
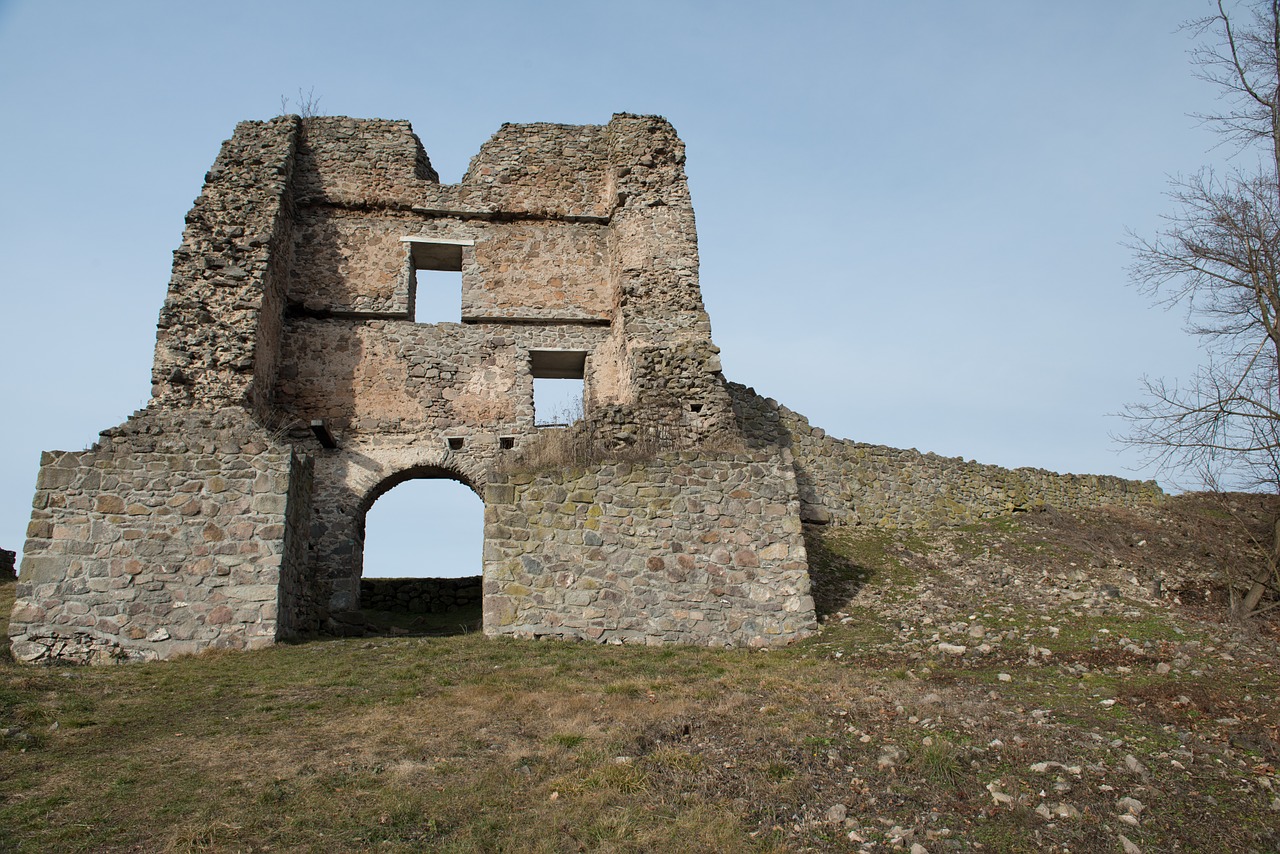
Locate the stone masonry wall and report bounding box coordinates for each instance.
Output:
[729,383,1163,527]
[276,450,315,636]
[464,221,611,322]
[483,451,816,647]
[9,409,304,663]
[277,318,612,435]
[293,117,438,207]
[457,122,612,219]
[152,116,300,416]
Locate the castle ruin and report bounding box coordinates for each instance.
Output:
[9,114,1162,663]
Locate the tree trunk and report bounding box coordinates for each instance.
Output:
[1237,515,1280,617]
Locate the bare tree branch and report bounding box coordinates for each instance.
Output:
[1123,2,1280,616]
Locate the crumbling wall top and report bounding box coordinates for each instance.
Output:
[294,116,438,206]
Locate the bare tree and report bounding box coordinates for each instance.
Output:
[278,87,323,119]
[1124,0,1280,615]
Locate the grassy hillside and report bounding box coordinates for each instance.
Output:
[2,495,1278,852]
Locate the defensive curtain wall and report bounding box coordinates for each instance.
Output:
[8,114,1163,664]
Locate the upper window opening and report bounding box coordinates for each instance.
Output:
[529,350,587,379]
[402,236,471,324]
[530,350,587,427]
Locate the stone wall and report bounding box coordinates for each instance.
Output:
[482,451,816,647]
[360,576,481,614]
[151,116,300,417]
[465,221,611,322]
[276,318,611,435]
[289,209,419,316]
[293,117,438,207]
[8,409,306,663]
[458,122,612,218]
[729,383,1163,527]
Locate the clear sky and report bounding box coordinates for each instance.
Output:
[0,1,1233,578]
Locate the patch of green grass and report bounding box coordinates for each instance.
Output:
[805,526,921,616]
[763,761,794,782]
[2,557,1277,854]
[912,738,964,786]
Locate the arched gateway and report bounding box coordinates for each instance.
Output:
[338,456,484,613]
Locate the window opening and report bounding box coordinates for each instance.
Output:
[402,236,471,324]
[530,350,587,427]
[413,269,462,323]
[499,436,515,450]
[447,437,464,450]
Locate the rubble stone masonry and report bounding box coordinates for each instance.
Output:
[10,410,310,663]
[10,113,1161,663]
[483,452,814,647]
[729,384,1162,526]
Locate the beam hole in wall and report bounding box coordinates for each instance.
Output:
[359,475,482,635]
[403,236,470,324]
[531,350,587,427]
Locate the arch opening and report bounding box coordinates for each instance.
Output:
[356,468,483,636]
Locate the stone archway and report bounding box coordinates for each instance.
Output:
[308,444,489,623]
[355,467,484,634]
[356,463,483,575]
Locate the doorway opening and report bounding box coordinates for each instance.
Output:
[359,473,483,636]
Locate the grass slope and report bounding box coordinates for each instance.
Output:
[2,495,1278,852]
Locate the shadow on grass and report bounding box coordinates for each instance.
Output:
[350,602,483,638]
[802,525,876,619]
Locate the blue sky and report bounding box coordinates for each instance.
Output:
[0,1,1231,577]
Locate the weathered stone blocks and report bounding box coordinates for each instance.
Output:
[483,451,816,648]
[8,410,311,663]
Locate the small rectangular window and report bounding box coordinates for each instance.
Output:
[447,437,464,450]
[499,436,515,450]
[401,237,472,324]
[530,350,587,427]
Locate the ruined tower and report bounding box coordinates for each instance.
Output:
[10,114,1161,664]
[9,114,817,662]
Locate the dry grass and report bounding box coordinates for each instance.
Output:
[2,505,1279,852]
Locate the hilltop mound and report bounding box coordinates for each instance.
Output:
[2,495,1278,852]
